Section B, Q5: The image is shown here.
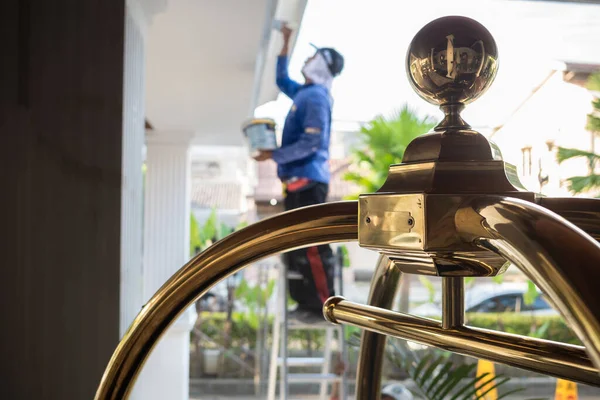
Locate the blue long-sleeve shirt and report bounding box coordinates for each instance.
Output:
[272,56,332,184]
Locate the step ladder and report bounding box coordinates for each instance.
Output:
[267,252,348,400]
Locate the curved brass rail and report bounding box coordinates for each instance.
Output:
[537,197,600,242]
[355,256,400,399]
[324,196,600,393]
[95,202,358,400]
[457,196,600,367]
[353,197,600,398]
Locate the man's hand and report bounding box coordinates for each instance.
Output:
[279,24,292,56]
[281,25,292,42]
[253,150,273,162]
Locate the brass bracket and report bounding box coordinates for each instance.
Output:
[358,160,536,276]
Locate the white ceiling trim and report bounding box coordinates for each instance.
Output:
[144,0,307,146]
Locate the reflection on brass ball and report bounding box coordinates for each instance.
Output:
[407,16,498,106]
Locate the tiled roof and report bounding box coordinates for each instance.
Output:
[191,180,242,210]
[254,159,360,202]
[191,158,362,209]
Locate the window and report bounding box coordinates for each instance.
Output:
[468,294,519,313]
[495,294,519,312]
[468,299,492,313]
[522,295,552,312]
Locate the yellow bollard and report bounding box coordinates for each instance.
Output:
[555,379,578,400]
[475,359,498,400]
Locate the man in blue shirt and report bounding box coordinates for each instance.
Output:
[254,25,344,322]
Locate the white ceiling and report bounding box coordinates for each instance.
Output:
[254,0,309,107]
[145,0,306,146]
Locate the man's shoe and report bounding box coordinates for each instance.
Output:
[288,307,327,325]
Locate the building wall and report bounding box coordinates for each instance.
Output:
[190,145,255,229]
[0,1,126,398]
[491,72,595,197]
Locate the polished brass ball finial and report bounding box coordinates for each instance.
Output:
[407,16,498,131]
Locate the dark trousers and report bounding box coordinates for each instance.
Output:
[284,182,336,311]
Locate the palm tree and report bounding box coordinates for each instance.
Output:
[343,105,436,198]
[343,105,435,313]
[556,147,600,194]
[557,72,600,195]
[347,335,526,399]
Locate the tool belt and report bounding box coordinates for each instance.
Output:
[282,177,312,193]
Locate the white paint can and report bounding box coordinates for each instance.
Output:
[242,118,278,156]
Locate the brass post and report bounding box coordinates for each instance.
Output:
[354,256,401,400]
[442,277,464,329]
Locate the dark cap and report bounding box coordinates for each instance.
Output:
[310,44,344,76]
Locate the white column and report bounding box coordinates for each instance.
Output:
[120,3,146,338]
[131,130,197,400]
[121,0,169,336]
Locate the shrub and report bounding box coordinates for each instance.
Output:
[465,313,580,345]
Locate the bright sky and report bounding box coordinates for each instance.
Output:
[256,0,600,130]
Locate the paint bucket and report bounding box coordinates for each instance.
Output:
[242,118,277,156]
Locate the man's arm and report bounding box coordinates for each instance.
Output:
[276,25,301,99]
[271,95,330,165]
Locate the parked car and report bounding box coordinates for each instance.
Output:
[411,282,558,317]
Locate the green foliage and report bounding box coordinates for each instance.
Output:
[344,325,362,342]
[587,72,600,132]
[557,71,600,195]
[198,311,327,350]
[523,280,539,306]
[190,214,203,256]
[588,112,600,132]
[234,278,276,330]
[198,312,263,349]
[198,311,579,379]
[201,209,219,247]
[190,209,248,255]
[529,320,551,339]
[237,277,272,301]
[554,146,600,192]
[588,72,600,91]
[564,174,600,194]
[344,105,435,198]
[338,244,351,268]
[557,147,599,167]
[287,294,297,308]
[466,313,580,345]
[394,313,579,345]
[386,341,521,399]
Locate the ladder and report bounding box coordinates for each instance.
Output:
[267,252,348,400]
